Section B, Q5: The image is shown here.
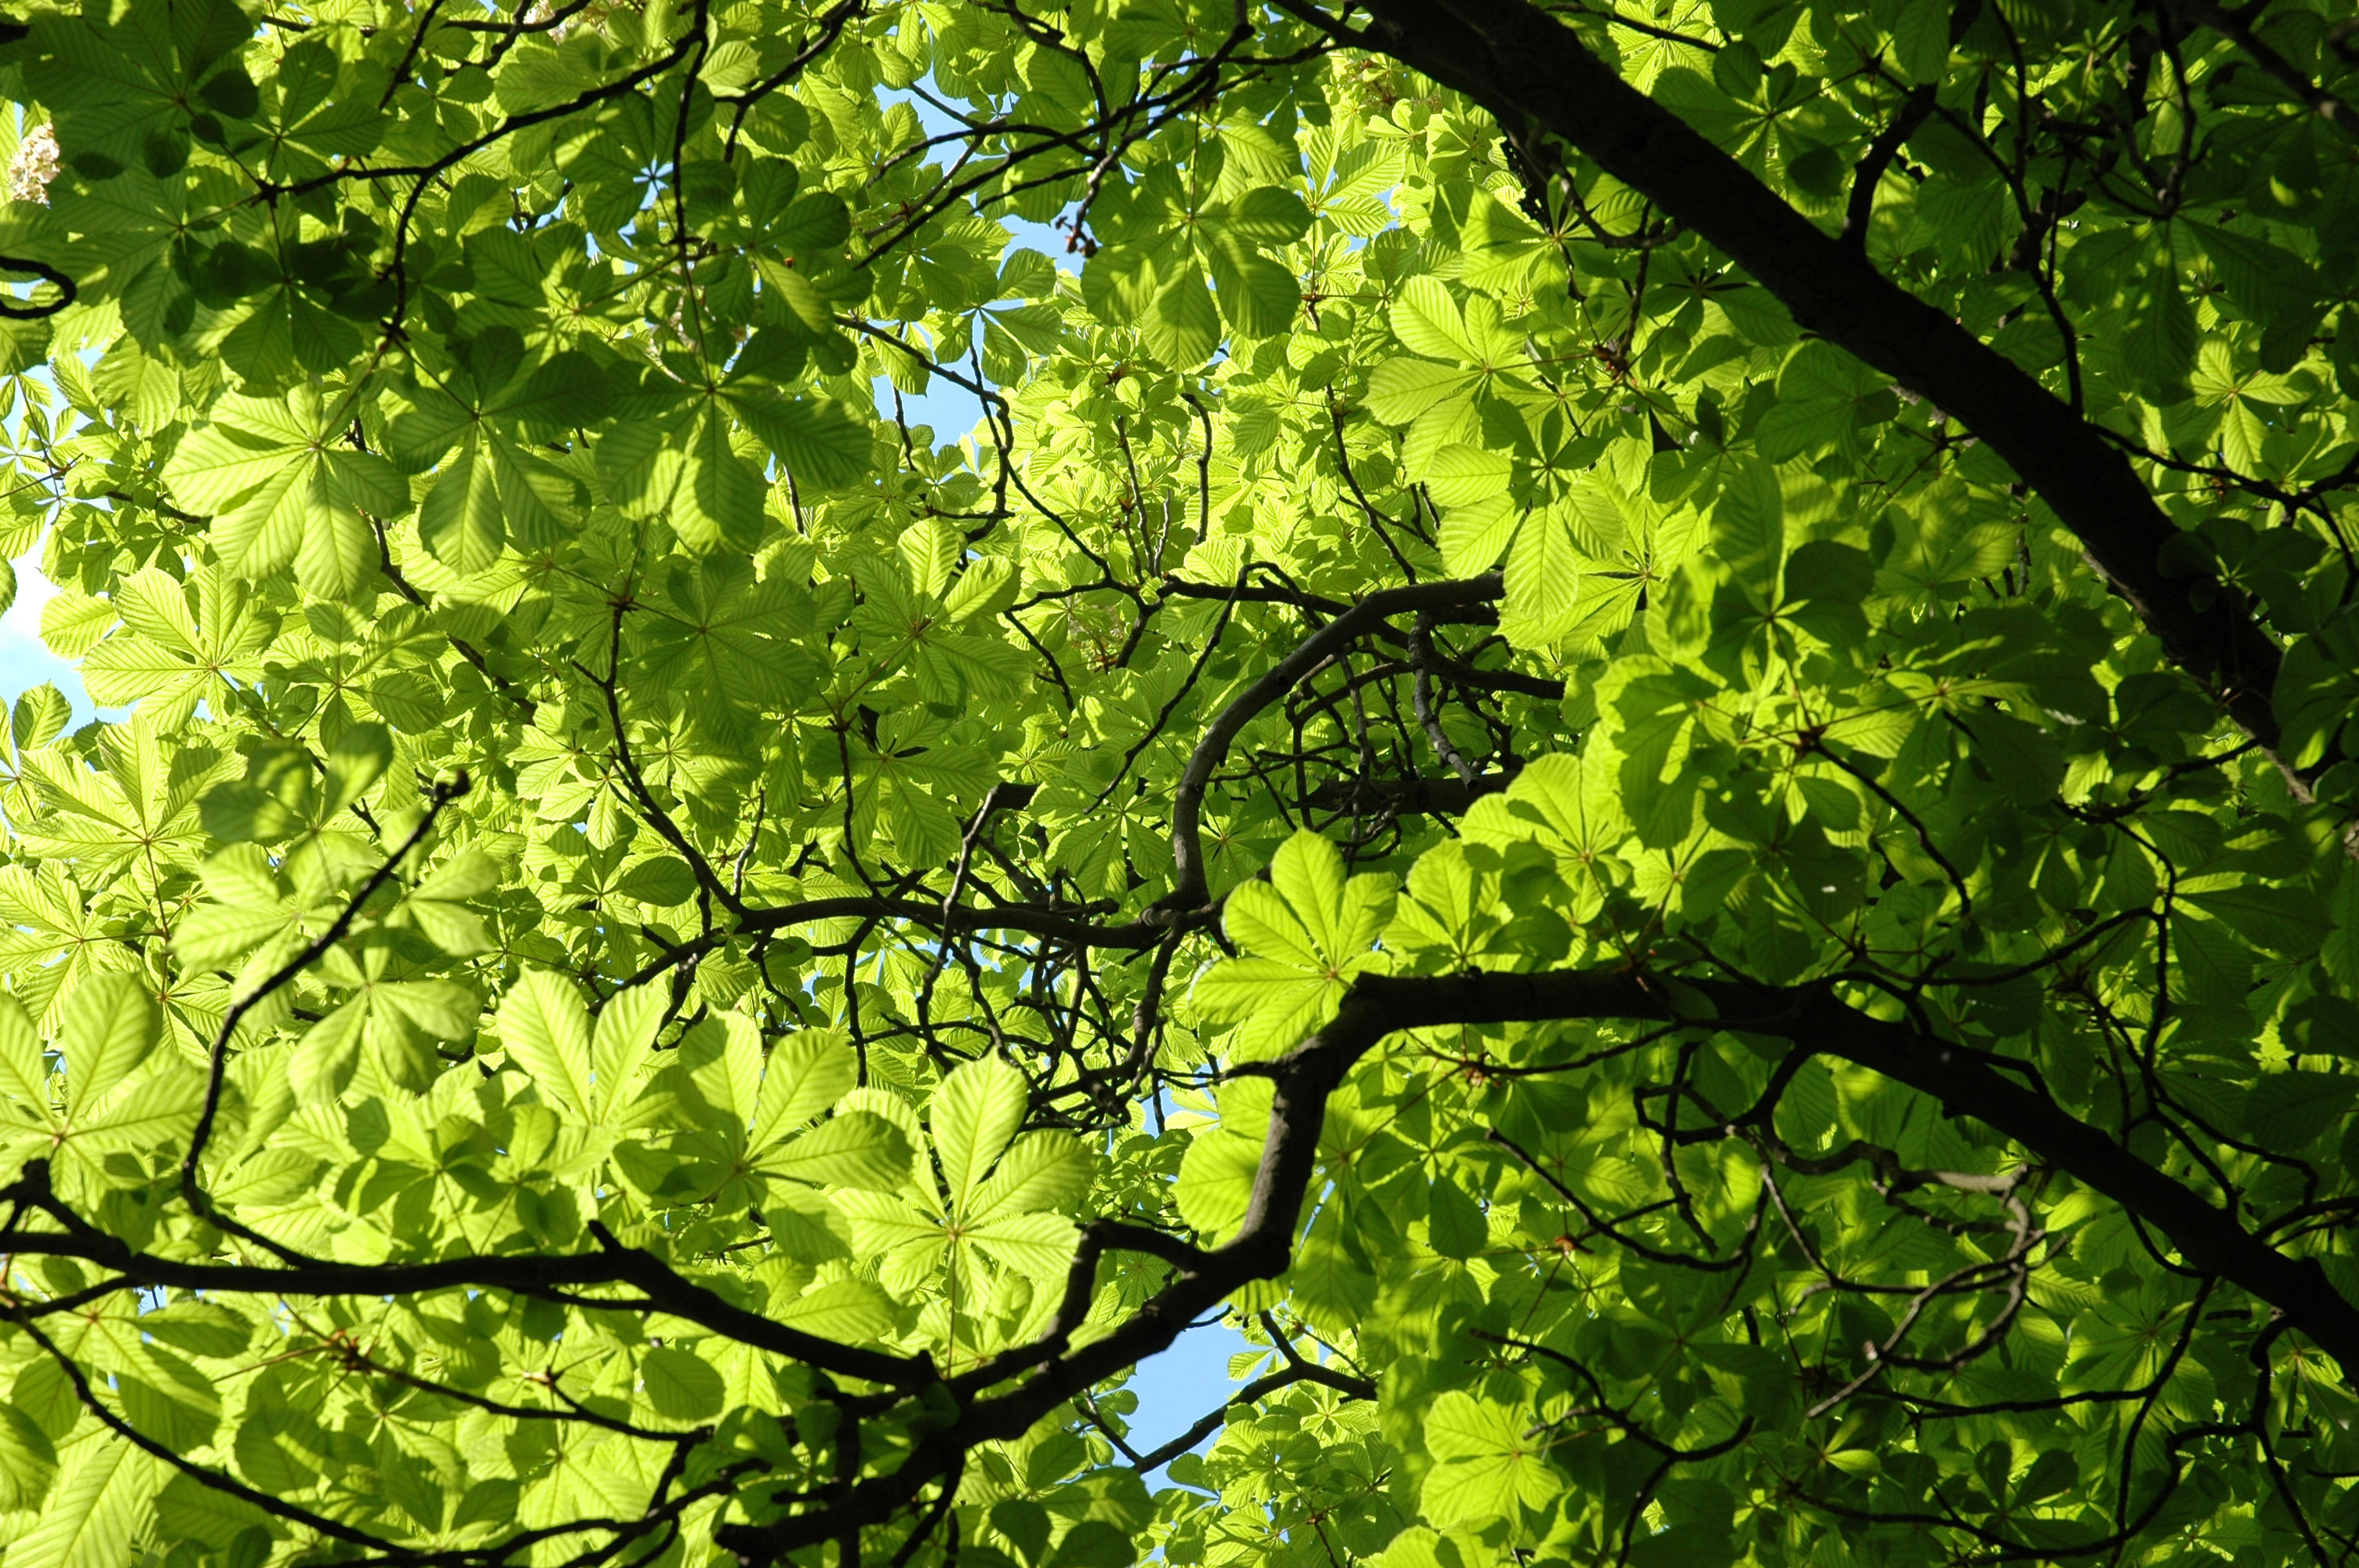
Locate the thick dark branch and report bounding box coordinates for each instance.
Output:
[0,253,75,320]
[1844,84,1936,250]
[642,891,1169,982]
[1306,0,2299,764]
[0,1163,926,1389]
[719,951,2359,1562]
[1339,967,2359,1370]
[2174,0,2359,141]
[1148,573,1506,919]
[1156,579,1553,698]
[1303,771,1515,816]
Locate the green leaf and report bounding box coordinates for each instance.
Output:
[943,557,1020,623]
[1711,456,1782,593]
[1144,265,1221,365]
[747,1028,860,1143]
[1223,186,1313,245]
[725,389,872,490]
[1422,444,1512,509]
[965,1208,1078,1279]
[9,16,2359,1563]
[2325,869,2359,988]
[0,993,55,1131]
[13,685,71,753]
[642,1345,725,1421]
[289,1002,366,1104]
[162,389,400,591]
[141,1299,258,1358]
[9,1437,160,1568]
[590,983,667,1123]
[1196,833,1393,1058]
[418,431,505,573]
[1419,1392,1556,1526]
[61,972,156,1113]
[12,1359,78,1443]
[1436,492,1519,579]
[1365,358,1477,425]
[0,1404,56,1511]
[770,1277,894,1340]
[757,1109,911,1190]
[119,1346,220,1448]
[324,722,391,813]
[499,970,595,1123]
[931,1055,1029,1210]
[1392,275,1474,361]
[2276,610,2359,771]
[1502,504,1581,647]
[1204,230,1299,338]
[964,1131,1093,1224]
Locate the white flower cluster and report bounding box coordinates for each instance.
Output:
[6,123,57,205]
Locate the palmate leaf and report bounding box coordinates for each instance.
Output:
[0,869,120,1037]
[6,1,2359,1563]
[24,0,248,166]
[672,1017,909,1200]
[1418,1393,1559,1527]
[13,713,226,880]
[1385,839,1525,970]
[837,1188,947,1266]
[1145,264,1221,366]
[161,387,405,593]
[289,965,479,1102]
[835,1058,1093,1299]
[1194,832,1394,1058]
[1459,753,1628,922]
[634,559,819,716]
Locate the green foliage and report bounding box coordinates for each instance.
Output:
[0,0,2354,1565]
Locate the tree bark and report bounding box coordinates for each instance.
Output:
[717,963,2359,1564]
[1304,0,2294,763]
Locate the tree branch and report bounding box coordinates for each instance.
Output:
[0,1161,929,1389]
[1292,0,2302,768]
[708,947,2359,1561]
[1844,83,1936,250]
[2174,0,2359,142]
[1124,1355,1377,1472]
[1148,573,1506,920]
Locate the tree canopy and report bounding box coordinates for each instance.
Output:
[0,0,2357,1564]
